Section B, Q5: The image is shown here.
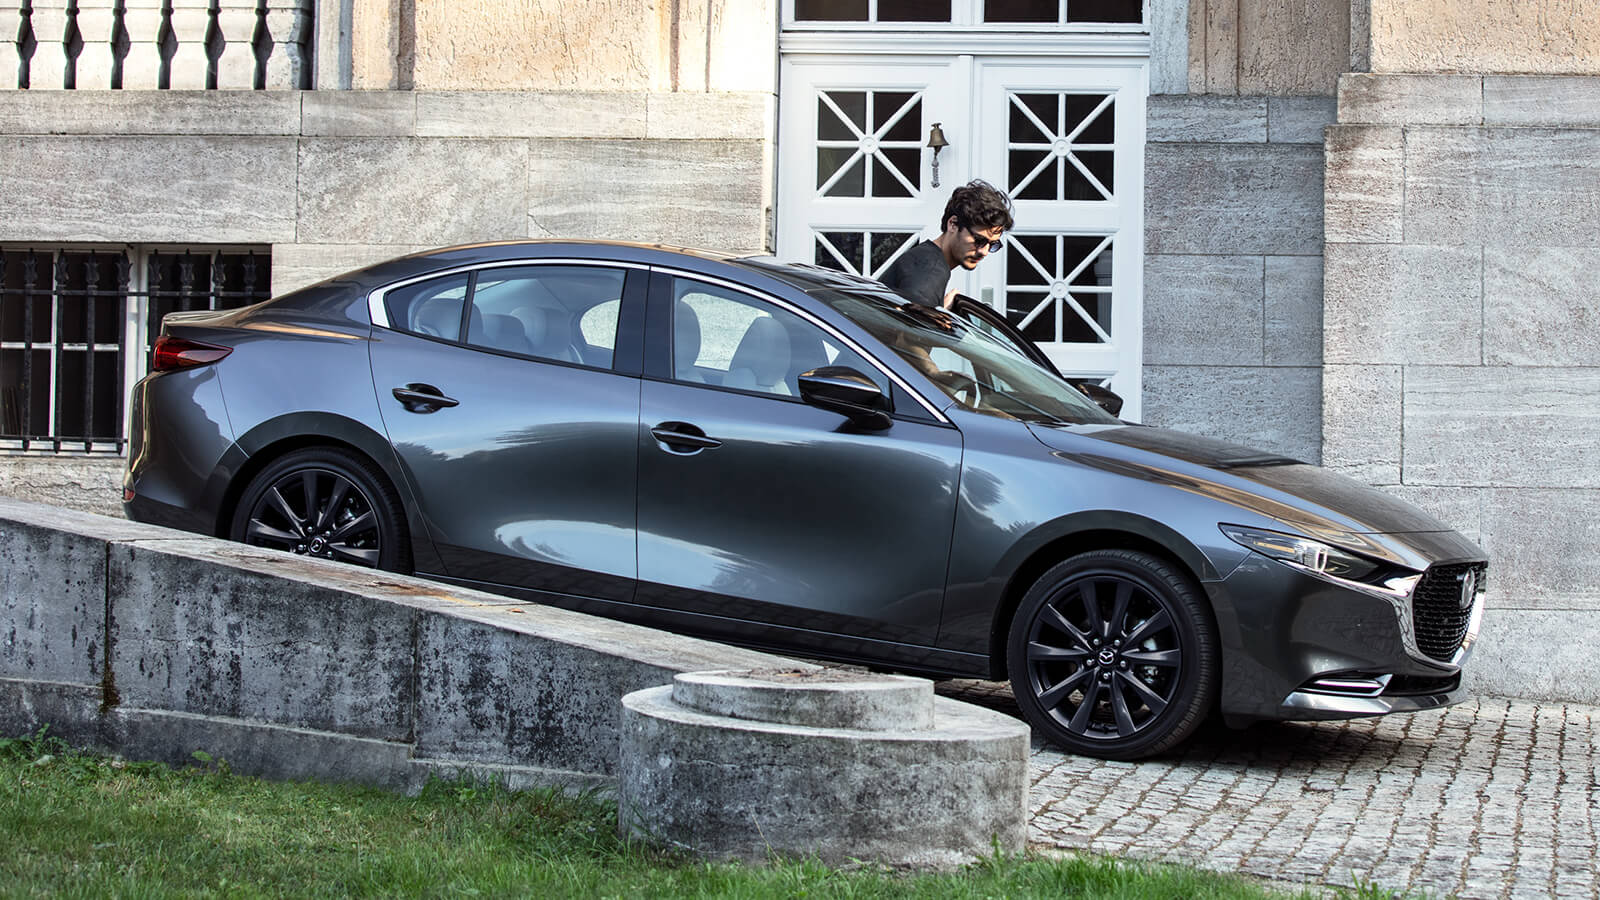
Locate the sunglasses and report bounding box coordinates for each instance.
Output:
[963,225,1004,254]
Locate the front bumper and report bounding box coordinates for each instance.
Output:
[1210,551,1486,727]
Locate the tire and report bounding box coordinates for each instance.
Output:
[229,447,411,573]
[1007,549,1217,760]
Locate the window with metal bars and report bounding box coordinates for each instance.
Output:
[0,247,270,454]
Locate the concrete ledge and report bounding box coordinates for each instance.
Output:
[0,497,805,788]
[618,670,1029,867]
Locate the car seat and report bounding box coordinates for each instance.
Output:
[674,300,706,382]
[724,316,792,395]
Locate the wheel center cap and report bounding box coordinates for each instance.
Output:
[309,536,328,554]
[1097,648,1117,666]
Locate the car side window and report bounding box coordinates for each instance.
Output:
[465,265,625,368]
[669,278,887,398]
[386,274,469,341]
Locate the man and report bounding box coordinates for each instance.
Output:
[879,179,1014,309]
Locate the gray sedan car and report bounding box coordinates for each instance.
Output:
[123,241,1487,760]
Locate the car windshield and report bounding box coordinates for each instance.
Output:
[810,286,1120,426]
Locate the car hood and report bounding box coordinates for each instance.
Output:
[1026,423,1479,558]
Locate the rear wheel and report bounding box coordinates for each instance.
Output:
[230,447,410,572]
[1007,549,1216,760]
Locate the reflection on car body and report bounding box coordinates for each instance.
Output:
[124,241,1488,760]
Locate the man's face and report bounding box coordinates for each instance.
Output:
[952,221,1005,270]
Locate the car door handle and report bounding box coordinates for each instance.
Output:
[650,422,722,453]
[392,383,459,413]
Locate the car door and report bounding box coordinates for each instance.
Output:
[633,270,963,656]
[367,260,646,603]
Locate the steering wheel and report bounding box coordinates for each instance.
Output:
[931,370,983,407]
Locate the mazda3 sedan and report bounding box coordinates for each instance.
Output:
[124,241,1488,760]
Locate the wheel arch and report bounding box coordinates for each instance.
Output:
[214,413,438,573]
[985,511,1219,681]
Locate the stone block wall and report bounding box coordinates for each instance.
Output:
[0,90,774,294]
[1324,73,1600,703]
[1141,94,1334,462]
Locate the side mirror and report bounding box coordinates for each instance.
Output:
[1073,381,1124,417]
[798,366,892,431]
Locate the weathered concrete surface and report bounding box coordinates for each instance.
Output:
[620,670,1029,867]
[0,497,805,789]
[0,456,124,518]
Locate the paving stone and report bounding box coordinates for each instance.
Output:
[938,680,1598,900]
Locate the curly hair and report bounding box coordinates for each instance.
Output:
[942,180,1015,233]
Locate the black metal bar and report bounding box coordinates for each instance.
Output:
[83,253,98,451]
[116,253,131,452]
[52,253,67,451]
[20,252,38,449]
[211,251,227,310]
[178,252,196,312]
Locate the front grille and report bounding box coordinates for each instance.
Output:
[1412,562,1486,662]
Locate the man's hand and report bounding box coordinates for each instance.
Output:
[899,301,957,332]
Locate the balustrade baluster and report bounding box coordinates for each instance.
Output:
[26,1,69,88]
[1,4,26,89]
[212,0,252,87]
[74,1,117,88]
[260,0,308,89]
[118,0,162,88]
[165,0,208,88]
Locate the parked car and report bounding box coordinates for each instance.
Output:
[124,241,1487,760]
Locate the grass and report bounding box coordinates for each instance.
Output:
[0,727,1370,899]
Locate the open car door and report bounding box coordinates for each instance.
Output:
[947,294,1123,416]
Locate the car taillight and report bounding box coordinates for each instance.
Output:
[152,335,232,372]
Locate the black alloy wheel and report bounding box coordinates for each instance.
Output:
[230,447,410,572]
[1007,549,1217,760]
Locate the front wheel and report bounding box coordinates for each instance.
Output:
[1007,549,1217,760]
[229,447,410,573]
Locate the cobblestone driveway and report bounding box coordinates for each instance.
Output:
[936,682,1599,899]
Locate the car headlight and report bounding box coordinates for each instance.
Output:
[1221,525,1381,581]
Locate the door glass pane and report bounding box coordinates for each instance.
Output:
[985,0,1060,22]
[466,265,624,368]
[1003,233,1114,344]
[878,0,952,21]
[386,273,469,341]
[816,89,924,198]
[795,0,867,20]
[1006,91,1115,202]
[1067,0,1142,23]
[671,279,884,396]
[814,230,918,279]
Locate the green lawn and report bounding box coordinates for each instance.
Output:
[0,728,1362,898]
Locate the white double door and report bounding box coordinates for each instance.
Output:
[777,54,1146,417]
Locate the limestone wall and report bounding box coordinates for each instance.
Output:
[1140,95,1334,463]
[1368,0,1600,76]
[1324,73,1600,702]
[0,90,774,293]
[343,0,776,92]
[1186,0,1352,96]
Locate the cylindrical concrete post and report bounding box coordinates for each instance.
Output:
[618,668,1030,868]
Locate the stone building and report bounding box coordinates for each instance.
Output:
[2,0,1596,703]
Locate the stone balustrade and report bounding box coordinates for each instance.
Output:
[0,0,313,90]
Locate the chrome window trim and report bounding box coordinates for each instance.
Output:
[366,259,649,331]
[650,265,952,425]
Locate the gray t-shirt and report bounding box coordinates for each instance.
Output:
[879,240,951,308]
